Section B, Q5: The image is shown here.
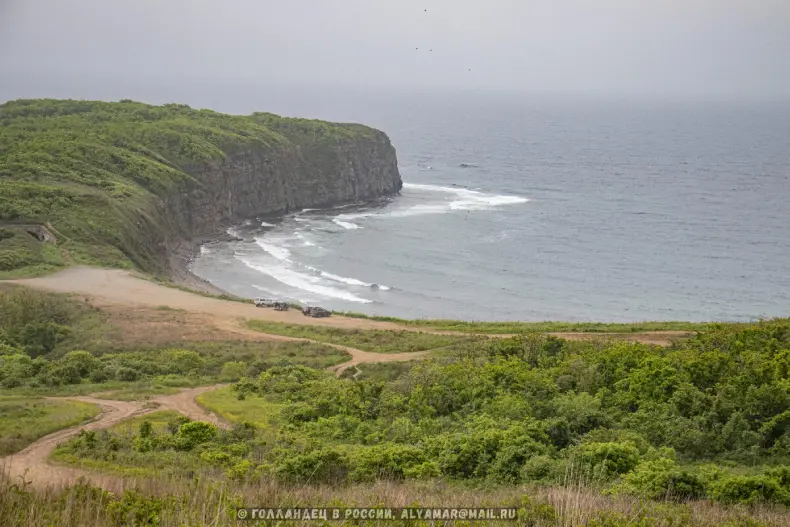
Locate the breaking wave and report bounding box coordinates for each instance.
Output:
[260,221,276,227]
[295,232,316,246]
[333,218,362,230]
[237,257,372,303]
[254,238,291,261]
[307,266,391,290]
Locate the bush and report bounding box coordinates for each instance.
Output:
[115,367,139,381]
[272,449,350,485]
[574,442,641,478]
[709,474,790,506]
[615,458,706,501]
[521,455,565,483]
[174,421,217,450]
[60,350,99,378]
[220,361,247,382]
[350,444,427,481]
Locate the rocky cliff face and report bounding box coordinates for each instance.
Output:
[162,128,402,248]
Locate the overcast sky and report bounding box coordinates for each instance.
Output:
[1,0,789,101]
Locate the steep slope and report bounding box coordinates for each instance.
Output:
[0,99,401,276]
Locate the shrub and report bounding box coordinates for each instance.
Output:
[175,421,217,450]
[60,350,99,378]
[350,444,427,481]
[574,441,641,478]
[115,367,139,381]
[273,449,350,485]
[220,361,247,382]
[615,458,706,501]
[709,474,790,506]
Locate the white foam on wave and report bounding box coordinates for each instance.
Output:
[254,238,291,261]
[294,217,309,223]
[295,232,316,247]
[333,218,362,230]
[226,227,241,238]
[199,245,211,255]
[395,182,529,216]
[238,257,372,303]
[260,221,276,227]
[306,265,391,291]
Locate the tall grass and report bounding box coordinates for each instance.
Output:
[1,473,785,527]
[334,313,729,334]
[246,320,481,353]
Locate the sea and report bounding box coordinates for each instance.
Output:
[7,78,775,323]
[183,88,790,322]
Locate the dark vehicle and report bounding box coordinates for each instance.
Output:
[302,306,330,317]
[309,307,331,318]
[273,301,289,311]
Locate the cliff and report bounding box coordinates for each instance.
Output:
[0,99,402,277]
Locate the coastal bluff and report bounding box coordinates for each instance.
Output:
[0,99,402,277]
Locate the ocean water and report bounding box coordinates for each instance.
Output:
[189,92,790,322]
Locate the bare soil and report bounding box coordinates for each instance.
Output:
[0,386,231,491]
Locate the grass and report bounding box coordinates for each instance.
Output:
[196,386,285,428]
[335,312,728,334]
[0,227,66,279]
[0,395,100,455]
[92,385,181,401]
[51,410,199,478]
[246,319,482,353]
[338,361,415,382]
[2,473,788,527]
[5,376,206,398]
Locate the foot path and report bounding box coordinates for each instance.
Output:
[0,386,229,491]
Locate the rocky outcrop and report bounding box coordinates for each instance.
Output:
[0,99,401,278]
[158,127,402,275]
[170,130,401,237]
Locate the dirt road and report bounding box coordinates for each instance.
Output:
[0,385,232,490]
[0,396,150,491]
[8,267,692,349]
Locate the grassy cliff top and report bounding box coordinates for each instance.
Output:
[0,99,383,276]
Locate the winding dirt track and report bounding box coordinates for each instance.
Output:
[0,267,691,490]
[6,267,690,365]
[0,386,230,491]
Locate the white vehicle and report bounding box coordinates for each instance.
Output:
[254,297,276,307]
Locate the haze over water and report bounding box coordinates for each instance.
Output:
[189,90,790,322]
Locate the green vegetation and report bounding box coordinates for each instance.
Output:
[92,385,181,401]
[0,98,382,276]
[0,286,349,395]
[0,227,65,278]
[52,410,258,478]
[189,320,790,510]
[246,319,481,353]
[0,395,99,455]
[197,387,284,428]
[5,477,785,527]
[336,311,723,334]
[4,285,790,524]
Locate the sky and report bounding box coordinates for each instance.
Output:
[1,0,789,101]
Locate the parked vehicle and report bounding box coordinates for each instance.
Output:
[273,301,289,311]
[309,307,331,318]
[254,298,276,307]
[302,306,330,317]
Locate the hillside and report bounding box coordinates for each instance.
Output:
[1,281,789,526]
[0,99,401,277]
